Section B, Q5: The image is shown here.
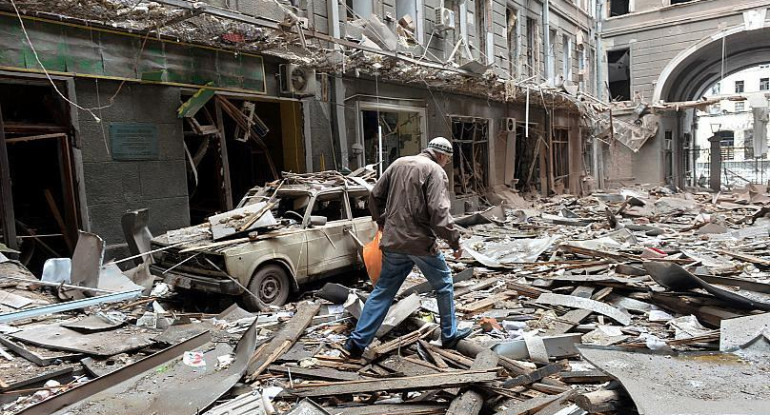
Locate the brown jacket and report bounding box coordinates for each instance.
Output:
[369,150,461,256]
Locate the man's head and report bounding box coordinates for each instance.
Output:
[427,136,453,167]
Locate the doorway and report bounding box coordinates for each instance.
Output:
[0,80,79,274]
[181,94,303,224]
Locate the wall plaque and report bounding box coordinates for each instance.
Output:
[109,123,159,161]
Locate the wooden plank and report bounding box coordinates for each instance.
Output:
[246,301,320,378]
[456,278,497,298]
[574,389,623,413]
[446,349,499,415]
[287,369,499,397]
[502,362,564,388]
[378,355,442,376]
[558,370,613,384]
[267,365,360,381]
[495,390,572,415]
[214,100,234,211]
[0,109,17,250]
[459,290,518,314]
[43,189,74,251]
[419,340,449,369]
[5,133,67,144]
[506,282,551,298]
[328,403,447,415]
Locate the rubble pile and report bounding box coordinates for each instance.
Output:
[1,184,770,414]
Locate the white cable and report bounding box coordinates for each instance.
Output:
[9,0,101,122]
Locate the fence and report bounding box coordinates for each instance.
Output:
[690,146,770,189]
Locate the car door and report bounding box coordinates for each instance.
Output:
[305,190,356,277]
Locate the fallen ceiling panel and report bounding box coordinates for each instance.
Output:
[9,324,155,356]
[578,345,770,415]
[49,319,257,414]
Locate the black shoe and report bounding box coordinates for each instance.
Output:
[441,328,472,349]
[344,339,365,359]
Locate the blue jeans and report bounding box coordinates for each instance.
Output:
[348,250,457,349]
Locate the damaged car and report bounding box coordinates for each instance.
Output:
[149,175,377,311]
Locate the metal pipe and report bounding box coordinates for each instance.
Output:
[0,289,142,324]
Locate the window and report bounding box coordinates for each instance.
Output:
[744,129,754,159]
[348,190,371,218]
[670,0,696,4]
[451,117,489,196]
[346,0,372,20]
[735,102,745,112]
[608,0,630,16]
[716,131,735,161]
[507,7,519,78]
[395,0,422,43]
[475,0,490,64]
[553,129,570,180]
[562,34,573,81]
[735,80,744,93]
[360,105,425,172]
[526,18,538,77]
[547,29,556,80]
[607,48,630,101]
[311,192,346,222]
[761,78,769,91]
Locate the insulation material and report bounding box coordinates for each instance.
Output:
[605,113,659,153]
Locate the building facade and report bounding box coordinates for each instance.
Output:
[596,0,770,189]
[0,0,599,264]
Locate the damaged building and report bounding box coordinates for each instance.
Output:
[0,0,598,263]
[596,0,770,190]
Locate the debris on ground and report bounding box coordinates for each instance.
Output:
[2,183,770,414]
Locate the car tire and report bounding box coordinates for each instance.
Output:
[243,264,291,311]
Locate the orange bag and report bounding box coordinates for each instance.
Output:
[363,231,383,285]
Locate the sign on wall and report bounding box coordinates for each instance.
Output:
[109,123,159,161]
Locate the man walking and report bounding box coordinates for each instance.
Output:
[344,137,471,358]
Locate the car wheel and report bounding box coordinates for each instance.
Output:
[243,264,291,311]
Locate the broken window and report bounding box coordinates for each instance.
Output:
[526,18,538,77]
[735,102,745,112]
[553,129,570,181]
[361,107,424,172]
[744,129,754,159]
[562,34,573,81]
[346,0,373,20]
[311,192,346,222]
[395,0,422,42]
[664,130,674,184]
[735,80,745,93]
[607,48,631,101]
[0,81,78,274]
[348,189,370,218]
[547,29,556,80]
[716,131,735,161]
[506,7,519,78]
[451,117,489,196]
[608,0,630,16]
[475,0,488,63]
[760,78,769,91]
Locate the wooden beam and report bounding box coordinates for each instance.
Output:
[446,349,498,415]
[43,189,73,251]
[5,133,67,144]
[268,365,360,381]
[246,301,320,378]
[502,362,564,389]
[286,369,499,397]
[0,108,16,249]
[214,100,234,211]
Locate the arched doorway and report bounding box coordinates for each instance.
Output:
[649,23,770,189]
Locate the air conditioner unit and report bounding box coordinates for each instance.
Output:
[502,117,516,133]
[434,7,456,31]
[279,64,316,96]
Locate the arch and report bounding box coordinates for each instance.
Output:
[653,22,770,102]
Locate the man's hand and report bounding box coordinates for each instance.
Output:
[453,249,464,260]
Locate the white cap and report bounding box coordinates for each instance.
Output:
[427,136,453,155]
